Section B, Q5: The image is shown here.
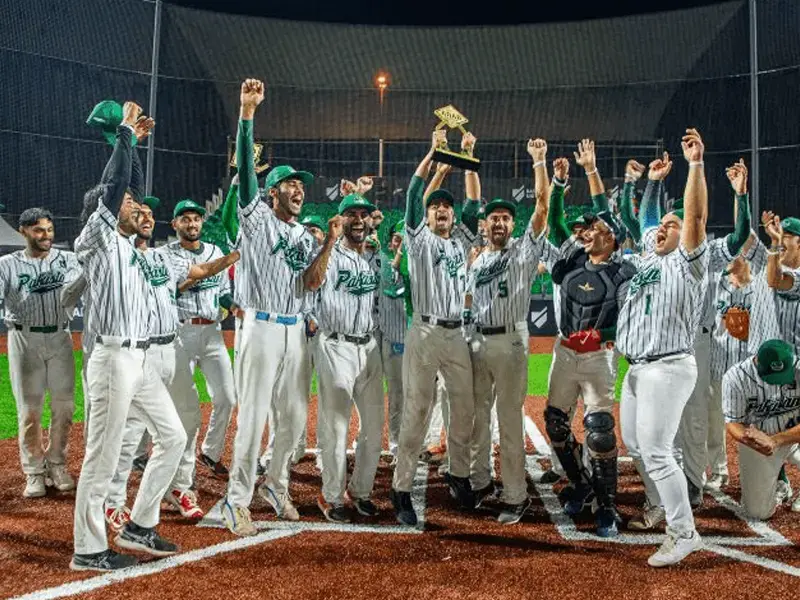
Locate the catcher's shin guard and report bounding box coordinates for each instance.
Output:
[544,406,588,485]
[584,411,618,509]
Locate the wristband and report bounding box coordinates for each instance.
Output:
[689,161,704,167]
[584,168,598,176]
[552,176,568,187]
[532,160,545,169]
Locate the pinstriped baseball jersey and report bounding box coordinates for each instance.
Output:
[378,261,407,344]
[539,236,584,330]
[75,202,151,339]
[468,224,544,327]
[60,273,93,353]
[723,357,800,435]
[616,240,710,360]
[315,242,380,336]
[406,222,473,321]
[366,248,382,331]
[167,241,230,322]
[235,195,316,315]
[710,274,780,381]
[774,264,800,353]
[142,246,191,337]
[0,249,81,327]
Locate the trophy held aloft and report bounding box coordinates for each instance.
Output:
[431,105,481,172]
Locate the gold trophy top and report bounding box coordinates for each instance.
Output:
[434,105,470,135]
[230,142,270,174]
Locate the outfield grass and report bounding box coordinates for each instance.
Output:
[0,351,630,440]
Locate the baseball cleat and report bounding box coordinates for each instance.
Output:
[390,489,418,526]
[595,507,621,538]
[115,522,178,557]
[346,491,379,517]
[45,463,76,492]
[446,474,476,510]
[165,489,204,520]
[318,495,351,523]
[70,549,138,572]
[539,469,562,484]
[221,497,257,537]
[628,503,666,531]
[647,531,702,567]
[258,477,300,521]
[473,482,497,509]
[776,479,793,506]
[686,477,702,509]
[256,459,268,478]
[23,474,46,498]
[198,453,229,480]
[497,497,532,525]
[704,473,728,492]
[562,483,595,516]
[105,505,132,532]
[131,455,149,473]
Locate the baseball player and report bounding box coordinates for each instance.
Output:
[304,193,383,522]
[540,149,636,538]
[72,103,186,571]
[765,213,800,354]
[221,79,316,536]
[467,138,550,525]
[390,129,479,526]
[615,128,709,567]
[723,339,800,519]
[0,208,81,498]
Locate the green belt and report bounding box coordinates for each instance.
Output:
[14,324,63,333]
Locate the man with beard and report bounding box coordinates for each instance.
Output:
[221,79,317,536]
[467,138,550,524]
[303,194,383,521]
[0,208,81,498]
[390,129,479,526]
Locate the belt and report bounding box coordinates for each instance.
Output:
[476,324,510,335]
[255,311,299,326]
[328,332,372,345]
[625,351,685,366]
[13,323,65,334]
[95,335,150,350]
[421,315,461,329]
[149,333,176,346]
[182,317,215,325]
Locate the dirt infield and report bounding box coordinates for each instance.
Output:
[2,395,800,599]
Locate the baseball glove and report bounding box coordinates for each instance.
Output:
[724,306,750,341]
[742,426,776,456]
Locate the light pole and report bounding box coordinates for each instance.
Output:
[375,71,390,178]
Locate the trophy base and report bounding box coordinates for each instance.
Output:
[432,148,481,172]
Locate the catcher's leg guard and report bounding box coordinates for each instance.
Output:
[584,411,618,510]
[544,406,587,485]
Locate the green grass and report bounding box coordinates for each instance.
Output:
[0,350,630,440]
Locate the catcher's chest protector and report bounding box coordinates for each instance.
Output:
[553,253,634,337]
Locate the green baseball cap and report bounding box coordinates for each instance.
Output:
[484,198,516,219]
[300,215,326,232]
[756,339,796,386]
[173,199,206,219]
[338,193,376,215]
[142,196,160,211]
[782,217,800,237]
[86,100,139,147]
[567,216,587,231]
[264,165,313,189]
[669,198,685,221]
[425,189,455,208]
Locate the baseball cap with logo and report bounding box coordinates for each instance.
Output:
[142,196,160,211]
[425,189,456,208]
[668,198,685,221]
[756,339,796,386]
[338,193,376,215]
[781,217,800,237]
[484,198,516,219]
[173,199,206,219]
[584,211,625,240]
[300,215,326,232]
[86,100,139,147]
[264,165,314,189]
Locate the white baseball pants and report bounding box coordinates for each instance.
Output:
[393,316,474,492]
[738,442,796,520]
[8,328,75,476]
[227,310,309,505]
[620,354,697,538]
[706,379,729,479]
[73,339,185,555]
[380,337,405,456]
[677,328,713,490]
[315,332,384,503]
[424,375,449,449]
[469,324,529,505]
[547,339,616,415]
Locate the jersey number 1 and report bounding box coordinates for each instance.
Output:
[645,294,652,316]
[499,281,508,298]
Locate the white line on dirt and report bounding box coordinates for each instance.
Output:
[705,544,800,577]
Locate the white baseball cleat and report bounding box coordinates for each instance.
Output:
[628,503,666,531]
[221,498,257,537]
[776,480,793,506]
[258,477,300,521]
[23,474,46,498]
[45,463,76,492]
[648,531,702,567]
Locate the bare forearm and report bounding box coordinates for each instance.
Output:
[188,250,240,281]
[681,163,707,250]
[772,425,800,447]
[465,171,480,201]
[304,241,335,291]
[586,169,605,198]
[532,162,549,237]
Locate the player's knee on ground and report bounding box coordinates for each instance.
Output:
[544,406,572,447]
[741,490,778,521]
[584,411,616,458]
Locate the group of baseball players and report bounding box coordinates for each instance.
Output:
[5,77,800,573]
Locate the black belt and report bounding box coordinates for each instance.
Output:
[421,315,462,329]
[149,333,176,346]
[329,332,372,345]
[95,335,150,350]
[476,324,509,335]
[14,323,66,333]
[626,351,685,366]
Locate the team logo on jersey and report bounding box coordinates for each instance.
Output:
[130,253,170,287]
[17,270,65,294]
[627,266,661,297]
[334,269,379,296]
[746,395,800,419]
[473,255,510,287]
[434,246,465,278]
[188,274,221,292]
[578,281,595,292]
[271,234,310,272]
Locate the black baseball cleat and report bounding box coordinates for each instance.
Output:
[446,474,475,510]
[687,477,702,509]
[115,522,179,557]
[595,507,622,538]
[498,497,532,525]
[318,496,352,524]
[562,482,595,516]
[390,489,418,526]
[539,469,562,484]
[70,549,138,572]
[347,492,379,517]
[199,453,230,480]
[131,455,149,473]
[473,482,497,509]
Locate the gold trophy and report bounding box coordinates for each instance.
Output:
[229,141,270,174]
[431,105,481,172]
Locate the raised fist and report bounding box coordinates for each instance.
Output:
[461,132,477,155]
[553,157,570,181]
[122,102,143,127]
[625,160,645,182]
[356,176,374,195]
[340,179,357,197]
[240,78,265,111]
[431,129,448,152]
[133,115,155,142]
[765,213,783,244]
[436,162,453,176]
[681,128,705,163]
[648,152,673,181]
[726,158,748,196]
[527,138,547,163]
[327,214,344,241]
[370,209,384,229]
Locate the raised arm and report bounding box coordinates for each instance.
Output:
[221,174,240,244]
[619,160,644,243]
[303,216,343,291]
[765,215,795,291]
[237,79,265,209]
[407,130,447,230]
[640,152,672,231]
[546,157,572,247]
[424,162,452,202]
[186,250,240,282]
[680,128,708,251]
[95,102,141,216]
[724,159,751,257]
[129,115,155,202]
[527,138,549,237]
[574,138,606,211]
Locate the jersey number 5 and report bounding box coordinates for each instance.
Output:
[499,281,508,298]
